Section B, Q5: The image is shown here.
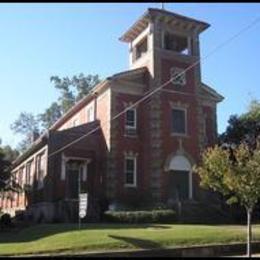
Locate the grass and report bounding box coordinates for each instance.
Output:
[0,223,260,256]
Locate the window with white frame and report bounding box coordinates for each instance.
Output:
[170,67,186,86]
[125,156,137,187]
[19,167,25,186]
[36,152,46,189]
[172,108,187,135]
[126,108,136,129]
[25,161,32,185]
[86,105,94,122]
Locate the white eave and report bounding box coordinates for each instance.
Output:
[119,8,210,43]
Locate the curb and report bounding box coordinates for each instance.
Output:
[5,241,260,257]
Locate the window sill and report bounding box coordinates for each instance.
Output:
[124,184,137,188]
[171,133,189,138]
[124,134,138,138]
[124,127,137,137]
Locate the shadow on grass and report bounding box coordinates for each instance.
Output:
[0,223,171,244]
[109,234,163,249]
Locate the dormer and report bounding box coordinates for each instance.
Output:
[119,8,210,76]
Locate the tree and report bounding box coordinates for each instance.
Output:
[50,73,101,114]
[1,145,19,162]
[10,112,41,152]
[195,143,260,257]
[38,102,62,129]
[0,147,11,191]
[71,73,100,101]
[10,74,101,151]
[219,99,260,148]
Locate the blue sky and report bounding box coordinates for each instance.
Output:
[0,3,260,147]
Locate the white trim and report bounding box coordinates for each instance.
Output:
[161,30,165,49]
[66,156,91,162]
[170,67,186,86]
[82,162,88,182]
[12,145,47,173]
[125,108,137,129]
[124,155,137,188]
[187,36,192,56]
[85,101,95,123]
[189,170,193,200]
[167,155,193,200]
[61,153,66,181]
[61,154,91,181]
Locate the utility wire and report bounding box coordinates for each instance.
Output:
[48,15,260,159]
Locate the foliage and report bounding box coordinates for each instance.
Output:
[104,210,176,224]
[0,148,11,191]
[0,213,12,229]
[10,112,40,152]
[195,143,260,210]
[38,102,62,129]
[10,112,39,136]
[113,190,155,211]
[50,73,101,114]
[10,73,101,151]
[1,145,19,162]
[195,142,260,256]
[219,99,260,148]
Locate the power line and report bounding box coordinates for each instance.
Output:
[48,15,260,159]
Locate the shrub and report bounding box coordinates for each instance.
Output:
[104,209,176,224]
[0,213,12,229]
[113,190,155,211]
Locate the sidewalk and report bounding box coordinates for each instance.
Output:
[8,242,260,258]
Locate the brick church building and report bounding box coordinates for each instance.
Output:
[1,8,223,222]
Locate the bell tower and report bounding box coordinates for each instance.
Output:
[119,8,214,202]
[119,8,209,85]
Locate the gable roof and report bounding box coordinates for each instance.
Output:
[50,67,147,131]
[11,67,148,166]
[200,83,224,102]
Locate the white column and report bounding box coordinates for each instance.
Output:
[189,170,193,199]
[187,37,192,56]
[82,162,87,182]
[161,30,165,49]
[61,154,67,181]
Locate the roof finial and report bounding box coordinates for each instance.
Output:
[161,3,165,10]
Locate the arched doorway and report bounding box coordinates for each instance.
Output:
[166,155,192,201]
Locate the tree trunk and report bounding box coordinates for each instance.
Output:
[247,207,253,257]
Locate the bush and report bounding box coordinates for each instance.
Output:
[113,190,155,211]
[104,209,176,224]
[0,213,12,229]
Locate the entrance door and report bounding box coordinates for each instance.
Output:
[66,161,80,199]
[66,160,87,199]
[168,170,189,200]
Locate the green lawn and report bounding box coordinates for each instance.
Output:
[0,223,260,256]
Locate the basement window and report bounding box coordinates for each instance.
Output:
[164,32,189,55]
